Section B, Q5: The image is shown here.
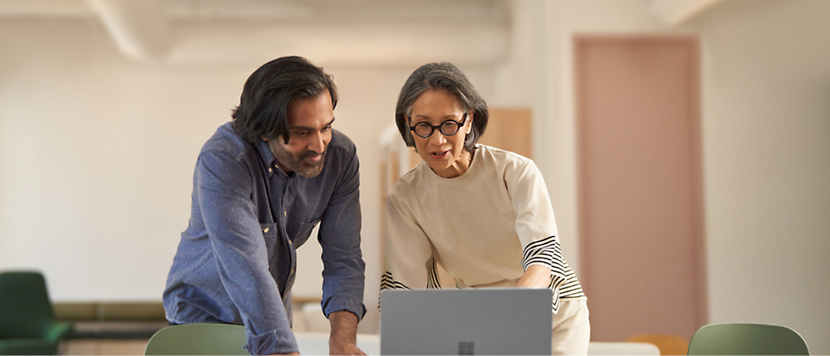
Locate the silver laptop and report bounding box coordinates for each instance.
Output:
[380,288,552,355]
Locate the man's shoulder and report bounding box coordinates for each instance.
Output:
[200,122,255,158]
[328,129,357,157]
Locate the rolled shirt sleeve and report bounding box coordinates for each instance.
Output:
[196,149,300,354]
[164,126,368,355]
[318,141,367,319]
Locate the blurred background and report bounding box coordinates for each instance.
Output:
[0,0,828,354]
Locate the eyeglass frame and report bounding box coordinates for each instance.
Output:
[408,113,468,139]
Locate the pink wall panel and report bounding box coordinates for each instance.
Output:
[575,36,707,342]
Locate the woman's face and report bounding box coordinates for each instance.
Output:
[408,89,473,178]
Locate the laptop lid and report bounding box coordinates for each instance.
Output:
[380,288,553,355]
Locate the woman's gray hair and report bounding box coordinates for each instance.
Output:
[394,62,488,152]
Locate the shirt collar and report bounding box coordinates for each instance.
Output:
[255,138,283,178]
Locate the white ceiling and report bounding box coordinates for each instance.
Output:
[0,0,725,65]
[0,0,506,20]
[0,0,511,65]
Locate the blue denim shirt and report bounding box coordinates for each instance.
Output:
[163,122,366,355]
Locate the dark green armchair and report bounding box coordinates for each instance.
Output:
[0,271,73,355]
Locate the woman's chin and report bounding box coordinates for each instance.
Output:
[429,162,463,178]
[426,161,448,173]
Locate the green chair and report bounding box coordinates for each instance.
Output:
[687,323,810,355]
[144,323,249,355]
[0,271,73,355]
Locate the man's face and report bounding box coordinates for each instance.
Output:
[265,89,334,178]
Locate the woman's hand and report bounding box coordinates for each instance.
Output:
[515,264,551,288]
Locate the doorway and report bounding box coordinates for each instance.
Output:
[575,36,707,341]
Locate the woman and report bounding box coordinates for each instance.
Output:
[381,62,590,355]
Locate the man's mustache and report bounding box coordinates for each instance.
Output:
[298,150,325,160]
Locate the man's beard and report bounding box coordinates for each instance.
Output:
[275,148,326,178]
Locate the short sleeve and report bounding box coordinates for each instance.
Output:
[504,158,568,312]
[380,191,441,310]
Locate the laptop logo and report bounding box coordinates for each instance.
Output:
[458,341,475,355]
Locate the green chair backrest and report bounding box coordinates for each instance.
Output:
[144,324,249,355]
[687,323,810,355]
[0,271,58,338]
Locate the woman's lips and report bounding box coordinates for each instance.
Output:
[430,150,450,159]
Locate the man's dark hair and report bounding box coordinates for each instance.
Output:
[394,62,488,152]
[232,56,337,144]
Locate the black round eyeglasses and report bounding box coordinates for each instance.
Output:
[409,113,468,138]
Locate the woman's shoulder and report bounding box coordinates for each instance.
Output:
[475,144,535,171]
[388,162,429,199]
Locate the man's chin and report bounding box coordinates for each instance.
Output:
[296,160,325,178]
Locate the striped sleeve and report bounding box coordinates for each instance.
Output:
[425,256,442,289]
[504,155,587,312]
[380,256,441,291]
[522,235,568,313]
[558,263,585,300]
[379,193,438,310]
[380,271,410,291]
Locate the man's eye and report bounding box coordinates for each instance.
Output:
[322,125,332,131]
[294,131,308,136]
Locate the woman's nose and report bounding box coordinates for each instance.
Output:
[428,131,447,145]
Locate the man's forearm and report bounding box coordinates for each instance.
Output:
[328,310,365,355]
[329,310,358,343]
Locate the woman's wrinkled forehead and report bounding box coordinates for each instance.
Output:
[407,89,467,117]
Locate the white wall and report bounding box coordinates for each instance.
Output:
[0,14,499,334]
[693,0,830,353]
[1,1,828,352]
[0,18,249,300]
[533,0,830,353]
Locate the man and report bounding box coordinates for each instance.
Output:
[163,56,366,355]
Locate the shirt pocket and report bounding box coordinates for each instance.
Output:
[260,223,279,268]
[293,219,321,247]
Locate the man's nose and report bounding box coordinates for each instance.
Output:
[308,132,326,153]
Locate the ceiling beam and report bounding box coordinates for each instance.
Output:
[167,20,508,66]
[83,0,507,66]
[86,0,171,60]
[647,0,727,26]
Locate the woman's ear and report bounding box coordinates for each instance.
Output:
[466,109,474,134]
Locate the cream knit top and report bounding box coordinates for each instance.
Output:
[382,144,585,312]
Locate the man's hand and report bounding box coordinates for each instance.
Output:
[328,311,366,356]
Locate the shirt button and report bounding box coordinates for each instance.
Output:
[263,228,269,233]
[268,168,272,173]
[284,211,287,216]
[288,240,293,245]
